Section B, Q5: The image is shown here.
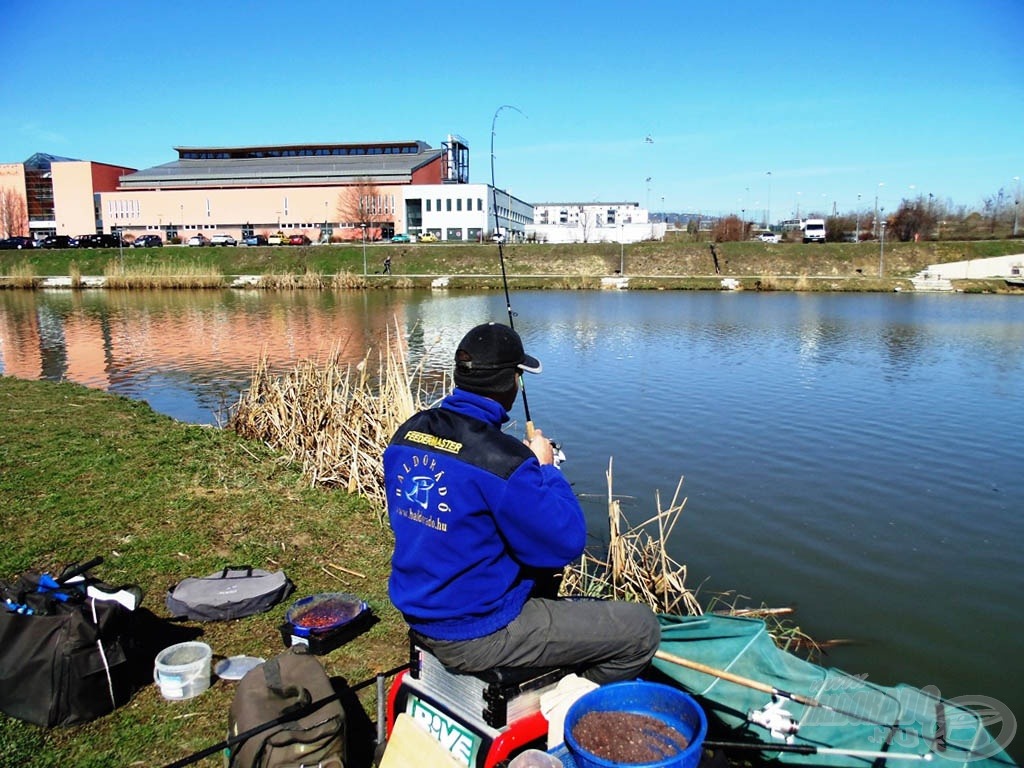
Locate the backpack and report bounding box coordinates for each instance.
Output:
[226,645,346,768]
[0,559,143,727]
[166,566,294,622]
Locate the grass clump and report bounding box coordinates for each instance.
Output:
[102,260,224,289]
[0,260,38,289]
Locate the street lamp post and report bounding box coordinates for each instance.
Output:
[1014,176,1021,237]
[766,170,772,228]
[855,193,862,242]
[874,182,884,238]
[360,224,367,276]
[619,223,625,274]
[879,220,887,277]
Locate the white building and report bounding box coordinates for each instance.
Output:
[527,201,664,243]
[406,184,533,242]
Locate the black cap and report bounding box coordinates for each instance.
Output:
[453,323,541,396]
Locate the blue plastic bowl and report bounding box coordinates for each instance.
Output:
[564,681,707,768]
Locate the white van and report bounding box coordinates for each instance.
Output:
[801,218,826,243]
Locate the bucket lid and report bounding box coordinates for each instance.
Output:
[215,655,265,680]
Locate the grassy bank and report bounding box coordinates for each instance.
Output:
[0,376,407,767]
[3,239,1022,292]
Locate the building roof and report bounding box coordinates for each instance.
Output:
[119,140,444,190]
[533,201,641,207]
[24,152,79,169]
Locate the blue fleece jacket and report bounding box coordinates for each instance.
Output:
[384,388,586,641]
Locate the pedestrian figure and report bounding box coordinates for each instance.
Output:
[709,243,721,275]
[382,255,392,275]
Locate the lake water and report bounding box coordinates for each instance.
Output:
[2,288,1021,758]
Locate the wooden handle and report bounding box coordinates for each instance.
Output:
[654,649,820,708]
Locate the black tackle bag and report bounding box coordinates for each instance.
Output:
[166,565,294,622]
[226,644,346,768]
[0,560,143,727]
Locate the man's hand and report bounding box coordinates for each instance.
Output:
[525,428,555,465]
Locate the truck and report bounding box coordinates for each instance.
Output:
[801,218,826,243]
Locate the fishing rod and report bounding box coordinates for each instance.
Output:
[489,104,535,439]
[653,649,1009,762]
[704,740,933,762]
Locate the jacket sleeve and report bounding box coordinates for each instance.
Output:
[494,459,587,568]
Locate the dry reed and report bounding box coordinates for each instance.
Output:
[561,458,703,616]
[330,271,368,289]
[0,261,38,289]
[229,324,443,522]
[258,271,326,290]
[102,260,224,289]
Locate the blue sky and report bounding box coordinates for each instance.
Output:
[2,1,1021,221]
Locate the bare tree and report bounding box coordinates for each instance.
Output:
[577,206,594,243]
[336,178,387,239]
[0,188,29,238]
[712,215,745,242]
[890,197,939,242]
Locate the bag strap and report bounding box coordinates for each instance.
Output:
[262,654,312,713]
[219,565,254,579]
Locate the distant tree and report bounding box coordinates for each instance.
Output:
[711,215,745,242]
[982,188,1008,235]
[0,188,28,238]
[890,197,939,242]
[577,206,594,243]
[336,178,388,237]
[825,214,856,242]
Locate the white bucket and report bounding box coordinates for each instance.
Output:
[153,641,212,700]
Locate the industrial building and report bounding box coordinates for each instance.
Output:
[528,201,662,243]
[1,135,533,244]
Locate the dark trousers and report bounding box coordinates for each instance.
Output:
[418,598,660,685]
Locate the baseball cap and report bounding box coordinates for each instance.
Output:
[453,323,541,395]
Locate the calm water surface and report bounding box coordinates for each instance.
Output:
[2,288,1021,757]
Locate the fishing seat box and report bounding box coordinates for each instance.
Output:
[386,639,574,768]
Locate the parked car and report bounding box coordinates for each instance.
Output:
[210,234,237,246]
[266,232,287,245]
[0,236,35,249]
[418,232,438,243]
[77,233,126,248]
[758,232,781,244]
[242,234,269,246]
[391,234,411,243]
[133,234,164,248]
[38,235,77,248]
[187,234,208,247]
[288,234,312,246]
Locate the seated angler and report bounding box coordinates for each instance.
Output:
[384,322,660,685]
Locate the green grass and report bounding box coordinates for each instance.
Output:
[5,239,1022,289]
[0,376,406,767]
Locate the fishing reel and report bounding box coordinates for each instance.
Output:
[748,696,800,742]
[550,439,566,469]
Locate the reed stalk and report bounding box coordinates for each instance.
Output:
[561,459,703,616]
[0,260,38,289]
[102,260,224,289]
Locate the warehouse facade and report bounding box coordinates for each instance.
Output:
[3,135,533,244]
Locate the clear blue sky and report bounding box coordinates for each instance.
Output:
[2,1,1021,221]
